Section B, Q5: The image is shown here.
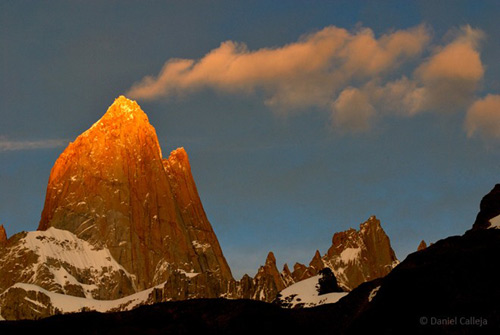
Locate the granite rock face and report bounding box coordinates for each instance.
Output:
[36,97,233,294]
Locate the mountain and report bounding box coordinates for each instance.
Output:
[35,96,233,295]
[0,96,399,319]
[0,97,235,320]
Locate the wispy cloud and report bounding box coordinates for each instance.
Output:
[127,24,497,138]
[0,138,69,153]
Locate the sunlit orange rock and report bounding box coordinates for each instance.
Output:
[37,96,233,294]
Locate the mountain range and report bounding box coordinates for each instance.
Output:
[0,96,398,320]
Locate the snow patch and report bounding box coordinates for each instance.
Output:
[489,214,500,229]
[177,269,199,278]
[24,297,46,309]
[368,285,381,302]
[340,248,361,263]
[192,240,211,252]
[279,275,348,308]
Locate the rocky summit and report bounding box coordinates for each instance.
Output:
[36,96,233,294]
[0,96,399,320]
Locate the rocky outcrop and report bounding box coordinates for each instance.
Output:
[280,264,294,287]
[224,252,287,303]
[323,216,398,290]
[291,262,309,282]
[251,252,286,301]
[162,148,233,283]
[309,250,325,273]
[0,225,6,246]
[35,96,233,295]
[417,240,427,251]
[0,285,57,320]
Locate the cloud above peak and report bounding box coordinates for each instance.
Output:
[128,25,430,108]
[127,24,495,138]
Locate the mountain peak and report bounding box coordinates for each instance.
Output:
[37,97,233,292]
[83,96,151,137]
[265,251,277,265]
[105,95,144,119]
[167,147,189,168]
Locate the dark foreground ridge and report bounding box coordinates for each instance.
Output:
[1,228,499,335]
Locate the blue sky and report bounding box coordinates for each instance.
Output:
[2,1,500,277]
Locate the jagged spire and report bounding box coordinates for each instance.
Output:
[417,240,427,251]
[0,224,7,245]
[265,251,277,265]
[309,249,325,271]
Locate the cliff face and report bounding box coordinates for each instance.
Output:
[36,96,232,293]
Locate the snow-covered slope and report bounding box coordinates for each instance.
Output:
[0,227,136,301]
[277,275,348,308]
